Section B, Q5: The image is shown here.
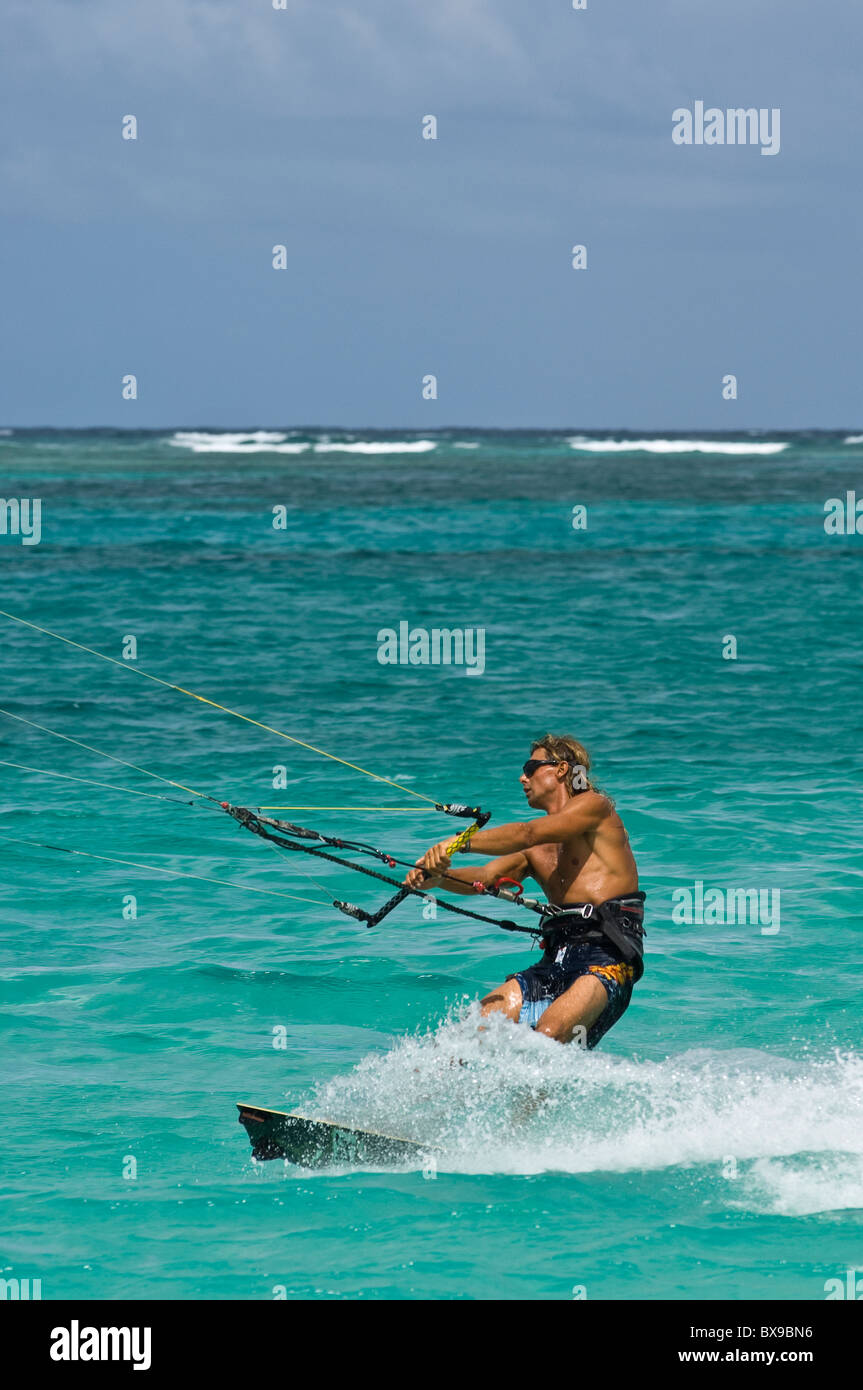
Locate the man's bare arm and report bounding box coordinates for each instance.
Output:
[405,850,531,894]
[419,794,607,869]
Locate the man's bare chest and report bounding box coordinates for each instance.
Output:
[528,839,587,887]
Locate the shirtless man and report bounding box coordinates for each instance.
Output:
[407,735,645,1049]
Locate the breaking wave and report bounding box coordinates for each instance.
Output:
[304,1005,863,1212]
[568,437,788,456]
[169,430,310,454]
[167,431,439,456]
[311,440,437,454]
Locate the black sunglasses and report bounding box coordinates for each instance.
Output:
[522,758,564,777]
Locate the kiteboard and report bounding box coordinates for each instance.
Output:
[237,1102,428,1167]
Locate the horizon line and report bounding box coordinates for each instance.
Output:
[2,424,861,435]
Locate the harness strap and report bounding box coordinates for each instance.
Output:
[540,893,646,981]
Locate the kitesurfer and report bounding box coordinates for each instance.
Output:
[407,735,644,1048]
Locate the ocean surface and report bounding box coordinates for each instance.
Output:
[1,427,861,1301]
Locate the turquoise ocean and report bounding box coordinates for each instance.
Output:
[1,427,861,1301]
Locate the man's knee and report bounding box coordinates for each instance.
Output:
[535,1016,567,1043]
[535,1017,590,1046]
[480,978,522,1018]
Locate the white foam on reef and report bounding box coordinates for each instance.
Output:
[168,431,437,455]
[169,430,310,454]
[843,434,863,444]
[312,440,437,454]
[307,1006,863,1210]
[568,436,788,455]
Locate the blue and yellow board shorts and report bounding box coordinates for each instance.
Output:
[507,941,637,1049]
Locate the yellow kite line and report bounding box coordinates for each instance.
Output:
[0,607,436,808]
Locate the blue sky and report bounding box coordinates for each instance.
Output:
[1,0,860,429]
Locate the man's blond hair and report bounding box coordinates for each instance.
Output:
[529,734,598,796]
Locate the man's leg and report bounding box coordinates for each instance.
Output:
[479,977,546,1121]
[534,973,609,1044]
[479,977,522,1021]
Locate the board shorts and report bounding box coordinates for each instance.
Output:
[507,940,637,1049]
